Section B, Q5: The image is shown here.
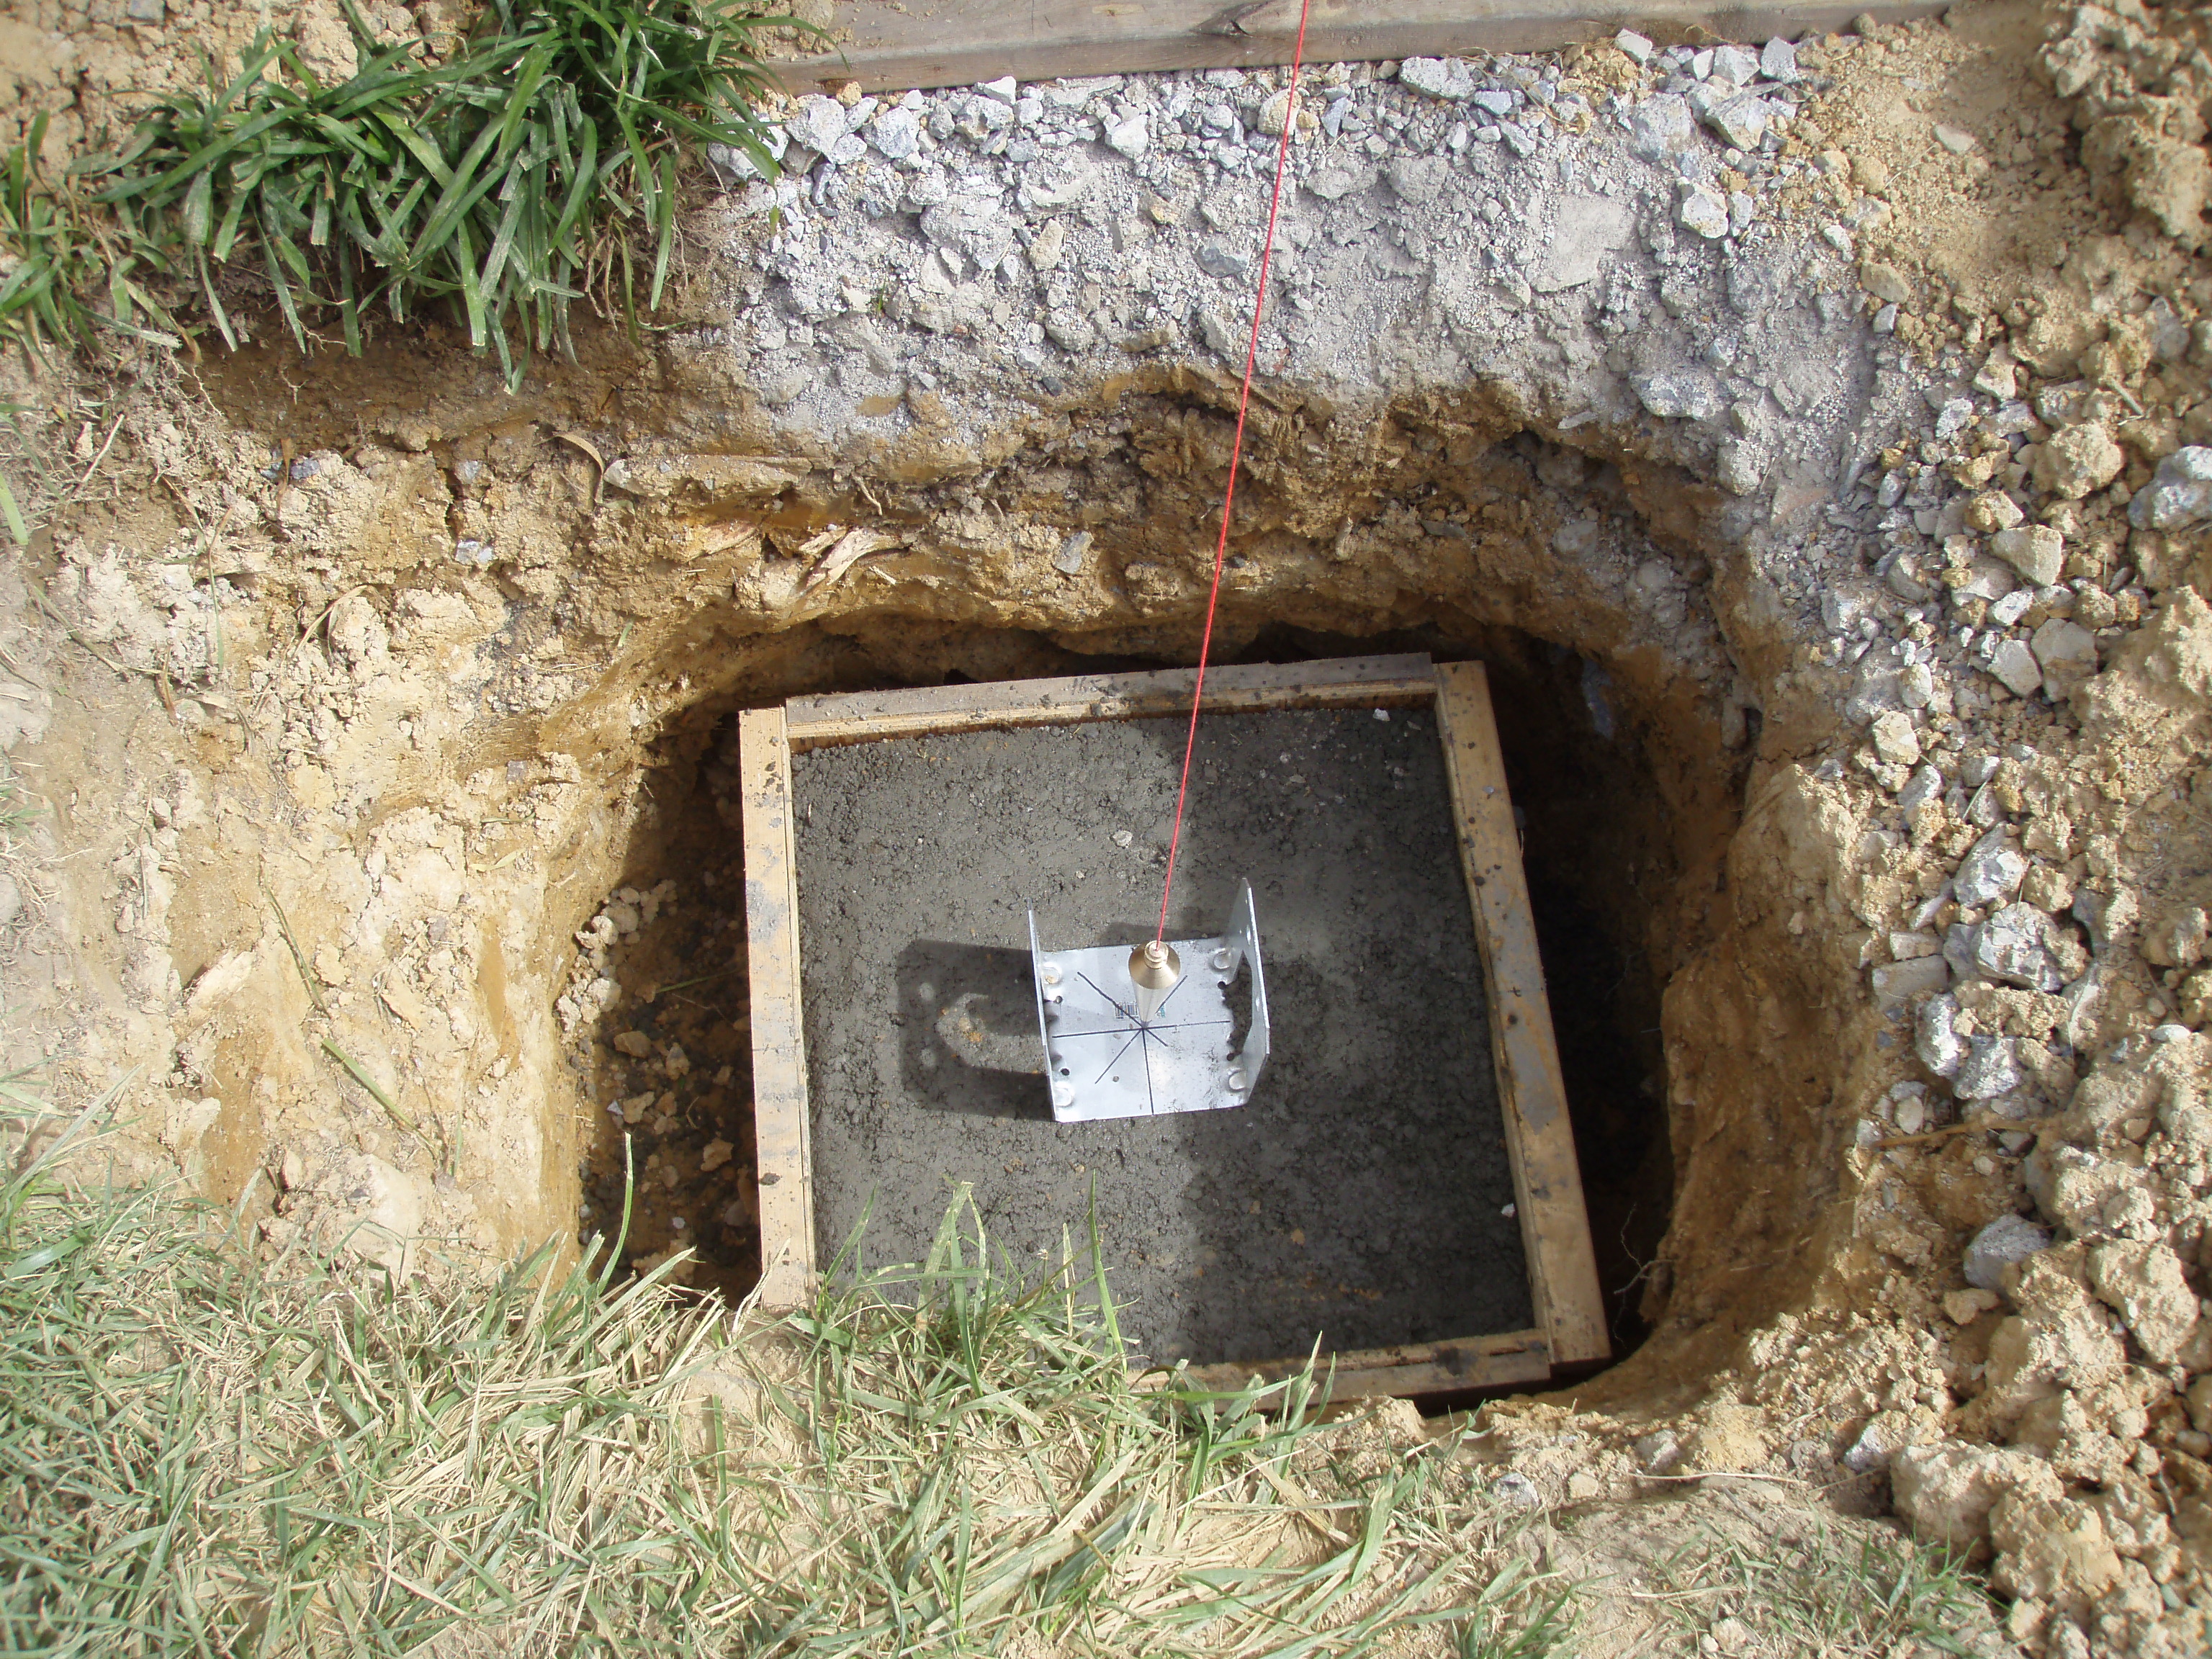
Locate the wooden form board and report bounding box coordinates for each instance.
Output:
[742,655,1609,1397]
[783,654,1439,751]
[739,708,818,1308]
[1433,662,1609,1368]
[1179,1327,1551,1400]
[768,0,1941,94]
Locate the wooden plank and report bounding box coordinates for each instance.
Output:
[739,707,818,1308]
[1432,662,1609,1369]
[784,655,1435,750]
[769,0,1942,94]
[1172,1328,1551,1401]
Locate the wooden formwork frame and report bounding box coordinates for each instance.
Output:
[765,0,1944,95]
[739,653,1609,1395]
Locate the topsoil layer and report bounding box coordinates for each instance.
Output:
[793,702,1532,1367]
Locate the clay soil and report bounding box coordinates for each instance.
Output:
[793,706,1529,1367]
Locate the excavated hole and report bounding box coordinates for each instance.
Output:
[566,612,1691,1368]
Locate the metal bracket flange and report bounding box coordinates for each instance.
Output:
[1028,879,1270,1123]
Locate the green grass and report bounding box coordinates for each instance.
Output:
[0,114,181,361]
[0,1123,1567,1658]
[2,0,804,386]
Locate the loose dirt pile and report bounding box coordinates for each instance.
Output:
[5,0,2212,1652]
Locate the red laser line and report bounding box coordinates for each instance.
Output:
[1156,0,1316,944]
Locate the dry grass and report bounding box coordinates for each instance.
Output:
[0,1120,1570,1658]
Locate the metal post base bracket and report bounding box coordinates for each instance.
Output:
[1028,880,1271,1123]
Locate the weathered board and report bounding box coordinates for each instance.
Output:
[1177,1326,1552,1401]
[1433,661,1609,1370]
[784,654,1437,749]
[768,0,1941,94]
[739,707,819,1308]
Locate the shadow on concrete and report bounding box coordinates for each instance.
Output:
[894,939,1052,1122]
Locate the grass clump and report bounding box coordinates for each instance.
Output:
[0,1125,1561,1658]
[0,114,180,361]
[2,0,800,386]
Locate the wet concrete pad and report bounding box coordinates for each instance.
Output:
[793,704,1531,1367]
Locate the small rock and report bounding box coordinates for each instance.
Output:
[1943,922,1983,981]
[1677,188,1730,240]
[1933,122,1978,155]
[2031,619,2098,695]
[1709,45,1759,87]
[870,107,922,160]
[1962,1213,2050,1291]
[1871,956,1948,1009]
[1053,530,1092,574]
[612,1030,655,1058]
[1954,1035,2023,1101]
[1629,94,1697,159]
[1943,1287,2001,1324]
[1987,638,2044,698]
[974,76,1018,104]
[1917,992,1966,1076]
[2126,445,2212,530]
[1103,113,1149,157]
[2032,424,2125,500]
[1026,217,1066,271]
[1492,1471,1542,1509]
[1759,37,1800,81]
[1844,1413,1910,1473]
[1702,93,1773,152]
[2087,1240,2200,1363]
[1398,55,1477,99]
[1615,30,1655,64]
[1955,828,2028,907]
[1383,156,1449,204]
[1018,164,1093,211]
[1859,261,1912,304]
[1964,490,2025,534]
[1256,88,1297,135]
[1632,368,1722,420]
[1989,525,2064,587]
[1871,709,1921,767]
[1898,763,1943,812]
[1305,165,1367,202]
[1977,902,2058,989]
[1110,829,1133,848]
[1194,240,1243,278]
[790,94,850,158]
[700,1138,734,1172]
[125,0,163,19]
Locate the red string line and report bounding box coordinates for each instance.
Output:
[1155,1,1316,944]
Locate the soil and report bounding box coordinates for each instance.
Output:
[792,706,1529,1367]
[9,1,2212,1653]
